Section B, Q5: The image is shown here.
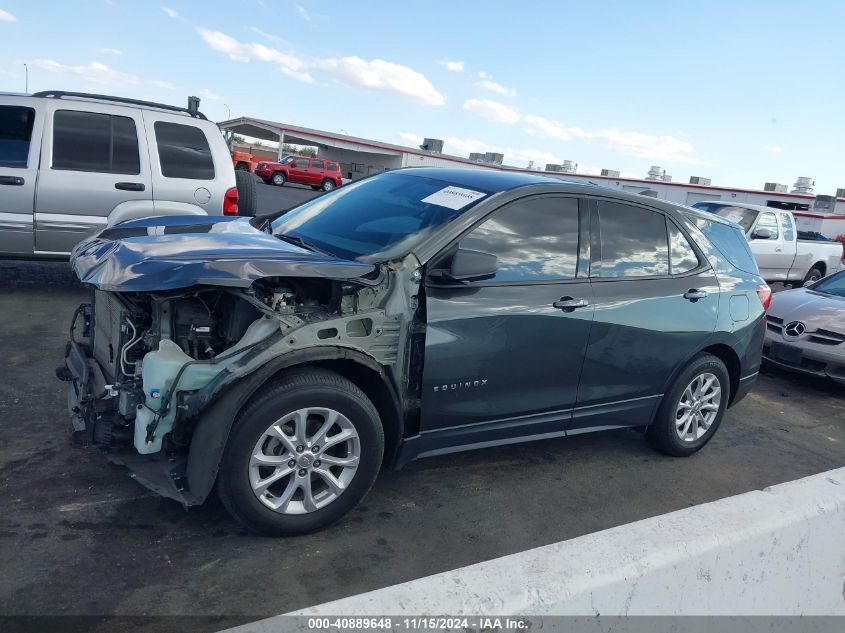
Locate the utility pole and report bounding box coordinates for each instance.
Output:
[224,103,231,119]
[24,63,28,93]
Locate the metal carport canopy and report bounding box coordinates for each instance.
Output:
[218,116,404,156]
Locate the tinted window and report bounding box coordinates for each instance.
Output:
[154,122,214,179]
[692,202,728,213]
[597,202,669,277]
[460,197,579,282]
[53,110,140,174]
[669,222,699,274]
[715,206,758,232]
[293,158,309,168]
[311,160,324,169]
[780,213,795,241]
[754,212,779,239]
[272,172,490,261]
[811,270,845,297]
[687,214,759,274]
[327,163,338,171]
[0,106,35,168]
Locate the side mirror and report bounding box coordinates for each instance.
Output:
[432,248,498,283]
[751,228,772,240]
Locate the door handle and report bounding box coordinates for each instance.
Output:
[774,247,783,252]
[683,289,708,302]
[115,182,145,191]
[553,296,590,312]
[0,176,25,186]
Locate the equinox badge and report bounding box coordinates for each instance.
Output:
[433,379,488,393]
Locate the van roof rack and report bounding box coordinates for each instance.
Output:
[32,91,208,120]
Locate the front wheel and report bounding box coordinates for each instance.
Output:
[647,354,730,457]
[803,267,823,286]
[218,368,384,536]
[271,172,286,186]
[321,179,336,192]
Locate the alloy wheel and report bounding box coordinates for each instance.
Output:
[675,372,721,442]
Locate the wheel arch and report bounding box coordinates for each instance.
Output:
[701,343,741,406]
[182,347,402,505]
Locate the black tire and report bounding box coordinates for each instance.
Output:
[803,266,823,286]
[310,185,321,191]
[646,353,730,457]
[261,178,272,185]
[271,172,286,186]
[234,170,257,216]
[235,162,249,171]
[321,179,335,192]
[218,368,384,536]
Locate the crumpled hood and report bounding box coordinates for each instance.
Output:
[768,287,845,333]
[71,215,376,291]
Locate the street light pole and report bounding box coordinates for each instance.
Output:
[24,63,28,93]
[224,103,231,119]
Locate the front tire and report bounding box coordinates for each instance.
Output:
[803,267,823,286]
[218,368,383,536]
[647,354,729,457]
[272,172,286,186]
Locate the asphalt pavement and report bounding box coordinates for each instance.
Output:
[0,260,843,629]
[253,176,320,217]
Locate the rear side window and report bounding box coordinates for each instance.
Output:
[668,222,700,274]
[688,215,759,274]
[780,213,795,241]
[327,163,338,171]
[154,122,214,179]
[311,160,324,169]
[461,196,579,282]
[596,202,669,277]
[53,110,140,174]
[0,106,35,168]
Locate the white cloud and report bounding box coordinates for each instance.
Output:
[0,9,16,21]
[575,128,712,166]
[442,60,464,72]
[476,79,515,97]
[478,71,489,79]
[523,114,573,141]
[161,6,178,18]
[763,144,783,153]
[198,28,445,106]
[247,26,288,45]
[462,98,520,124]
[398,132,562,169]
[198,88,221,100]
[28,59,175,90]
[96,47,122,55]
[295,4,311,21]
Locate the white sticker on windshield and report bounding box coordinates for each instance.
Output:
[421,186,486,210]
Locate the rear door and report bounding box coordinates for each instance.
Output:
[310,159,325,186]
[572,199,719,431]
[34,102,152,254]
[420,195,594,444]
[748,209,786,280]
[0,98,43,256]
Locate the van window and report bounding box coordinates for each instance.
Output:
[154,122,214,179]
[0,106,35,168]
[53,110,140,174]
[596,202,669,277]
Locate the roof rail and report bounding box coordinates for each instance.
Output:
[31,91,208,120]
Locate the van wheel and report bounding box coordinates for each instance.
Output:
[646,354,729,457]
[272,172,286,186]
[218,368,384,536]
[802,267,823,286]
[321,179,335,192]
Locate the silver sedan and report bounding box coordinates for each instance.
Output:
[764,270,845,384]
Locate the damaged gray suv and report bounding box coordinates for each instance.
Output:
[61,168,768,535]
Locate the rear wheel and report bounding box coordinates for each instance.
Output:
[647,354,729,457]
[803,266,824,286]
[321,179,336,192]
[234,170,256,216]
[218,368,384,536]
[272,172,286,186]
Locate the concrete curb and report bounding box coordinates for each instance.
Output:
[228,468,845,631]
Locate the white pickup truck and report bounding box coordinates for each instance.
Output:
[692,201,844,285]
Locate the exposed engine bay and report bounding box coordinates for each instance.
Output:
[64,274,405,461]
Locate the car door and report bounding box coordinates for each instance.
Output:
[34,102,152,254]
[419,195,594,449]
[571,199,719,432]
[747,209,785,280]
[0,99,43,256]
[310,159,325,186]
[287,158,312,185]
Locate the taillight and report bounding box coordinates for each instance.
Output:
[223,187,239,216]
[756,284,772,312]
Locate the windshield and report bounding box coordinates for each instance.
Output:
[810,270,845,297]
[271,171,490,261]
[714,207,758,232]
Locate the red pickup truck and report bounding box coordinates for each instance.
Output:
[254,156,343,192]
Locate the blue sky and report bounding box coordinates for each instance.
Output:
[1,0,844,193]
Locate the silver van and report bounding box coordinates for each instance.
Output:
[0,91,240,258]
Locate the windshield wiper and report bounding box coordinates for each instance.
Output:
[275,233,328,255]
